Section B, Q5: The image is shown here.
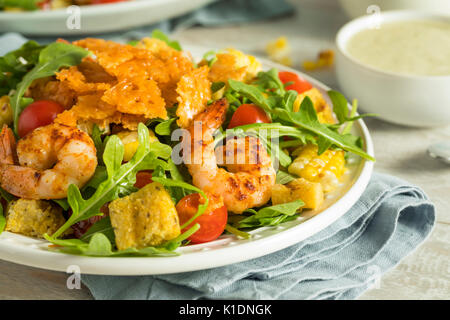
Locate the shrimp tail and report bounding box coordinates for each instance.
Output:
[193,98,228,132]
[0,125,17,166]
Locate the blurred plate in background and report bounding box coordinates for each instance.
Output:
[0,0,214,35]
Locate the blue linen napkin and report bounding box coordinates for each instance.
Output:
[82,173,435,300]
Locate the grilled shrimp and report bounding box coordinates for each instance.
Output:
[0,123,97,199]
[183,99,276,213]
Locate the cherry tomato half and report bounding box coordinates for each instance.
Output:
[134,170,153,189]
[37,0,51,10]
[176,193,227,244]
[227,104,271,129]
[278,71,312,94]
[17,100,64,138]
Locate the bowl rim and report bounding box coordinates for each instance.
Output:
[335,10,450,80]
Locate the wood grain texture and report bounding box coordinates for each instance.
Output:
[0,259,92,300]
[359,224,450,300]
[0,0,448,300]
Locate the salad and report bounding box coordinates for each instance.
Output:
[0,0,127,11]
[0,31,374,257]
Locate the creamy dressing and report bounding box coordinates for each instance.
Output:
[346,20,450,76]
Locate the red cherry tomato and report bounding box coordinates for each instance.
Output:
[176,193,227,244]
[227,104,271,129]
[278,71,313,94]
[37,0,51,10]
[134,171,153,189]
[17,100,65,138]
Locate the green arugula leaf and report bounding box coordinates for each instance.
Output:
[341,98,359,135]
[90,124,105,163]
[0,202,5,235]
[225,224,251,239]
[127,39,140,46]
[80,216,115,243]
[211,81,225,93]
[283,90,298,112]
[0,40,44,95]
[151,29,182,51]
[83,166,107,191]
[237,200,304,228]
[10,42,89,135]
[328,91,377,134]
[155,118,176,136]
[0,0,39,10]
[276,170,296,184]
[167,158,185,182]
[0,187,15,203]
[52,199,70,211]
[255,68,286,94]
[315,135,332,155]
[327,90,349,124]
[0,188,14,234]
[202,50,218,67]
[228,79,272,111]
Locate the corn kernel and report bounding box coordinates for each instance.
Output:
[302,49,334,71]
[266,36,293,66]
[116,128,157,162]
[288,144,346,192]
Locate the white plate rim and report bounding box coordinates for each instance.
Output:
[0,46,374,275]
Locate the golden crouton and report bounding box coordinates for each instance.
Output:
[271,184,292,206]
[272,178,324,210]
[293,87,335,124]
[109,182,180,250]
[5,199,66,238]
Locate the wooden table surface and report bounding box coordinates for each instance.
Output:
[0,0,449,300]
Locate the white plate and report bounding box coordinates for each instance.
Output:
[0,0,214,35]
[0,46,374,275]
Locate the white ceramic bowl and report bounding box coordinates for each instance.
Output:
[335,11,450,127]
[338,0,450,19]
